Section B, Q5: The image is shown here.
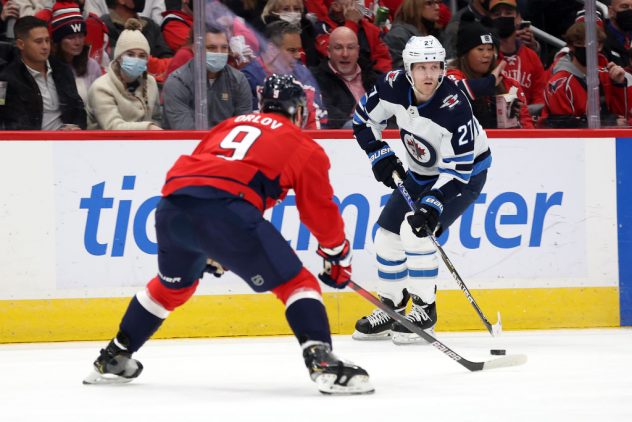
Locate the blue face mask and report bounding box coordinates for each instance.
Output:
[206,52,228,73]
[120,56,147,80]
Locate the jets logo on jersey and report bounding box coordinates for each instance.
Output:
[385,70,400,87]
[402,129,436,167]
[440,94,460,109]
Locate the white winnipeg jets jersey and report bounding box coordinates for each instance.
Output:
[353,69,491,196]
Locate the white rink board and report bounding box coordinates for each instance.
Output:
[0,136,618,300]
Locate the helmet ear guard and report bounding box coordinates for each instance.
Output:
[402,36,447,90]
[259,74,308,127]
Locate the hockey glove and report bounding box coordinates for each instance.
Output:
[317,239,352,289]
[407,191,444,238]
[204,258,226,278]
[368,145,405,189]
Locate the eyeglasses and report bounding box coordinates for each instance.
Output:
[423,0,442,6]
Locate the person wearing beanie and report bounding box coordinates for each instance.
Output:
[87,17,161,130]
[443,0,492,60]
[34,1,112,71]
[50,1,102,104]
[0,16,87,130]
[447,19,534,128]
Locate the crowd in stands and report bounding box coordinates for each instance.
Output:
[1,0,632,130]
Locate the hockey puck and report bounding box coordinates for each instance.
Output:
[490,349,506,355]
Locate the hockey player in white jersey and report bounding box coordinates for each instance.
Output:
[352,35,492,344]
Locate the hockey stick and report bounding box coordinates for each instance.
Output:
[392,172,502,337]
[347,280,526,371]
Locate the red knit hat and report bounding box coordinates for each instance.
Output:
[50,2,86,43]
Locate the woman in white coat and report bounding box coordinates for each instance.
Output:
[87,18,161,130]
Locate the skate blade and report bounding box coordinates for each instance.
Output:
[352,330,392,341]
[391,330,434,345]
[315,374,375,395]
[82,368,135,385]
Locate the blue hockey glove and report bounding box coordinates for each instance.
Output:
[407,191,444,238]
[317,239,352,289]
[368,145,405,189]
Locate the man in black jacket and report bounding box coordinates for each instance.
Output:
[0,16,86,130]
[311,26,379,129]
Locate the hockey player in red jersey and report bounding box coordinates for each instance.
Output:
[83,74,374,395]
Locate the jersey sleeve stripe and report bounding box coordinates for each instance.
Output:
[443,153,474,163]
[438,167,472,182]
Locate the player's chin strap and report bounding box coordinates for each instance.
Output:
[346,279,526,372]
[406,65,445,98]
[392,172,502,338]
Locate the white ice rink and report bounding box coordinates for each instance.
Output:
[1,328,631,422]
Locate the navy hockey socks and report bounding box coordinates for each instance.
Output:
[118,296,165,352]
[285,298,332,346]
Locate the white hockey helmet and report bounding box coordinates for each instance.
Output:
[402,35,446,88]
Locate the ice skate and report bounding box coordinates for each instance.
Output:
[303,342,374,395]
[83,338,143,385]
[352,290,410,340]
[391,295,437,345]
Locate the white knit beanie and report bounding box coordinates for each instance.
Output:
[113,18,150,60]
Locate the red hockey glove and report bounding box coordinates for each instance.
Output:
[316,239,352,289]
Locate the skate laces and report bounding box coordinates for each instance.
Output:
[366,309,391,327]
[407,303,431,323]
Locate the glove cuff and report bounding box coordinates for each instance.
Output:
[367,145,395,166]
[421,193,444,214]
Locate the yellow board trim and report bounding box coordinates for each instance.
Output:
[0,287,620,343]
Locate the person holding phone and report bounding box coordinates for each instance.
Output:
[488,0,546,114]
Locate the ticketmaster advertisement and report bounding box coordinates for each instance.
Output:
[0,135,618,296]
[0,133,627,340]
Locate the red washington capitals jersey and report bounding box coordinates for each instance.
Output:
[162,113,345,248]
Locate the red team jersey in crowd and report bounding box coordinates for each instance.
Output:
[162,113,345,249]
[542,53,630,125]
[499,45,547,105]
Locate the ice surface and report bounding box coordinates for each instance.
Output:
[1,328,631,421]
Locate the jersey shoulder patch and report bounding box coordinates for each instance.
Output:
[376,70,410,105]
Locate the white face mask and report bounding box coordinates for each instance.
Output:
[275,11,301,25]
[205,52,228,72]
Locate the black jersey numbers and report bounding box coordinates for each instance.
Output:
[217,125,262,160]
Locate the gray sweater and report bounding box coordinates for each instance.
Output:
[162,61,253,130]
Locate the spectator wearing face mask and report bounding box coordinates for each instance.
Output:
[87,18,161,129]
[259,0,320,67]
[541,22,631,128]
[162,26,252,130]
[488,0,545,114]
[604,0,632,67]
